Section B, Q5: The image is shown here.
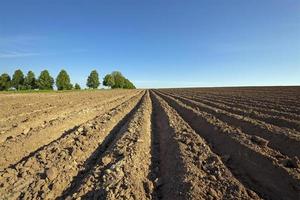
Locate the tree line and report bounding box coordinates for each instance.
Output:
[0,69,135,91]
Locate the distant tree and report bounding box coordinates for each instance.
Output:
[56,69,72,90]
[0,73,11,91]
[123,78,136,89]
[87,70,100,89]
[12,69,24,90]
[111,71,125,89]
[103,74,115,88]
[123,78,130,89]
[37,70,54,90]
[24,71,37,89]
[74,83,81,90]
[103,71,136,89]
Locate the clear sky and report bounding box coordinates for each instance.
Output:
[0,0,299,88]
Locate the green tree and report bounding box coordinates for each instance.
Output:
[56,69,72,90]
[37,70,54,90]
[74,83,81,90]
[12,69,24,90]
[123,78,136,89]
[87,70,100,89]
[24,71,37,89]
[103,74,115,88]
[111,71,125,89]
[0,73,11,91]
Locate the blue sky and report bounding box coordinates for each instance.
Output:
[0,0,299,88]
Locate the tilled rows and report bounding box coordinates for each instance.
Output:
[0,87,299,200]
[181,93,300,131]
[0,90,138,143]
[150,92,261,199]
[0,90,140,169]
[163,89,300,130]
[154,88,300,200]
[167,87,300,115]
[62,91,153,199]
[0,91,144,199]
[157,91,300,158]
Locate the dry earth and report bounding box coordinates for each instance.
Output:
[0,87,299,200]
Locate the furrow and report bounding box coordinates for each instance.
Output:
[197,95,300,122]
[0,90,139,143]
[150,91,261,200]
[154,90,300,200]
[0,91,144,199]
[59,91,152,200]
[172,90,300,122]
[172,92,300,131]
[159,90,300,158]
[0,91,141,169]
[174,90,300,115]
[0,90,137,120]
[211,94,300,115]
[172,90,299,117]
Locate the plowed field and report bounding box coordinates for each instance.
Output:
[0,87,299,200]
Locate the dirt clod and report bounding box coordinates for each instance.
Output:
[23,128,31,135]
[102,156,112,165]
[251,136,269,146]
[45,167,58,181]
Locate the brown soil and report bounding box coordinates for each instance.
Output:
[0,87,299,200]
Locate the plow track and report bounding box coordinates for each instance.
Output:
[154,90,299,200]
[58,92,151,200]
[175,93,300,131]
[0,87,299,200]
[0,91,141,169]
[150,92,261,199]
[158,91,300,158]
[0,91,144,199]
[169,87,300,115]
[197,95,300,121]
